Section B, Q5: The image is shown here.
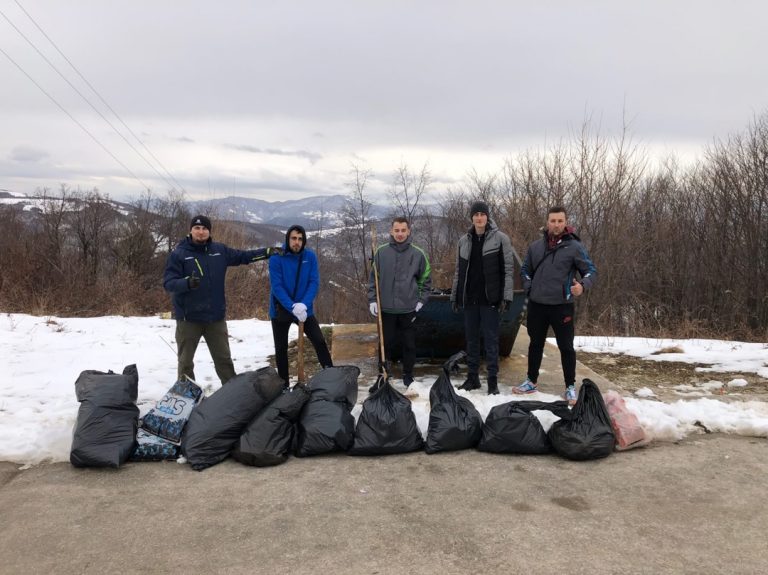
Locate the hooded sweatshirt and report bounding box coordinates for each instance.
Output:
[269,225,321,319]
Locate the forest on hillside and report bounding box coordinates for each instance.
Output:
[2,114,767,341]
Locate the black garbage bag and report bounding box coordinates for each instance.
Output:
[129,429,180,461]
[141,379,203,444]
[70,364,139,468]
[295,366,360,457]
[181,367,284,470]
[232,384,311,467]
[349,379,424,456]
[548,379,616,461]
[425,351,483,454]
[478,400,571,454]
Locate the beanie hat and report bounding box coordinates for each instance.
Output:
[190,215,212,232]
[469,201,489,218]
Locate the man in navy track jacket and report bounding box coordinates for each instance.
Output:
[163,215,280,385]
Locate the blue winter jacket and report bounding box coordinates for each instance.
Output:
[164,236,269,323]
[269,230,320,320]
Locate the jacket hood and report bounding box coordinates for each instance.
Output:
[540,225,580,242]
[466,219,496,236]
[388,233,413,252]
[284,224,307,252]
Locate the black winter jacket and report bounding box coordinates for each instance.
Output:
[451,222,516,307]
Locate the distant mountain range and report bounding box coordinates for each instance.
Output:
[188,194,390,229]
[0,191,394,230]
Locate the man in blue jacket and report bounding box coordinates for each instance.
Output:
[514,206,597,404]
[269,224,333,386]
[163,215,281,385]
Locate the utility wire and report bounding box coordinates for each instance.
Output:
[0,6,179,192]
[12,0,186,193]
[0,44,151,190]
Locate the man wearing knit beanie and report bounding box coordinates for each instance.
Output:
[469,201,489,220]
[190,215,212,232]
[451,200,516,394]
[163,215,282,385]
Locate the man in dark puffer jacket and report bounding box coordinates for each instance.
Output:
[451,201,516,395]
[164,215,281,385]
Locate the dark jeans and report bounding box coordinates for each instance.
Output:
[381,311,417,375]
[271,316,333,383]
[176,319,235,385]
[463,304,500,378]
[526,300,576,386]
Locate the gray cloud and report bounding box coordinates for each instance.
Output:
[9,146,49,163]
[1,1,766,201]
[223,144,323,164]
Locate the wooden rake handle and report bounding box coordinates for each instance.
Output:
[297,321,306,384]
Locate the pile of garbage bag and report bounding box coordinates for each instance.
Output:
[425,351,483,454]
[70,365,140,468]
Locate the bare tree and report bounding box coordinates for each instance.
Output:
[340,163,374,284]
[388,161,431,222]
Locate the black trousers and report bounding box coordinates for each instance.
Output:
[526,301,576,387]
[381,311,416,376]
[463,304,500,378]
[271,316,333,383]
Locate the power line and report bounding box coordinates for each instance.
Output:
[1,5,184,193]
[12,0,186,193]
[0,44,151,190]
[0,6,174,191]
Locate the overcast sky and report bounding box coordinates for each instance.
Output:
[1,1,766,201]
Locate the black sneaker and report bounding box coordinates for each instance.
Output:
[457,373,481,391]
[403,373,414,389]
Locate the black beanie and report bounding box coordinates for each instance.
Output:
[190,215,212,232]
[469,201,489,218]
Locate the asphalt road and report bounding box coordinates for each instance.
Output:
[1,435,766,575]
[1,330,765,574]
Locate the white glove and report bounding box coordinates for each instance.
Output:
[369,302,378,316]
[292,302,307,323]
[415,302,423,313]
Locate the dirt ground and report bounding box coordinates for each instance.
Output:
[283,325,768,402]
[579,351,768,401]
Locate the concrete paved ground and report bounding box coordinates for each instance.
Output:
[1,326,766,574]
[1,436,766,575]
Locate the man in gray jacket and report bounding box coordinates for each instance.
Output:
[368,217,432,390]
[514,206,597,404]
[451,201,516,394]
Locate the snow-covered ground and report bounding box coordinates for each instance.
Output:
[1,314,767,465]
